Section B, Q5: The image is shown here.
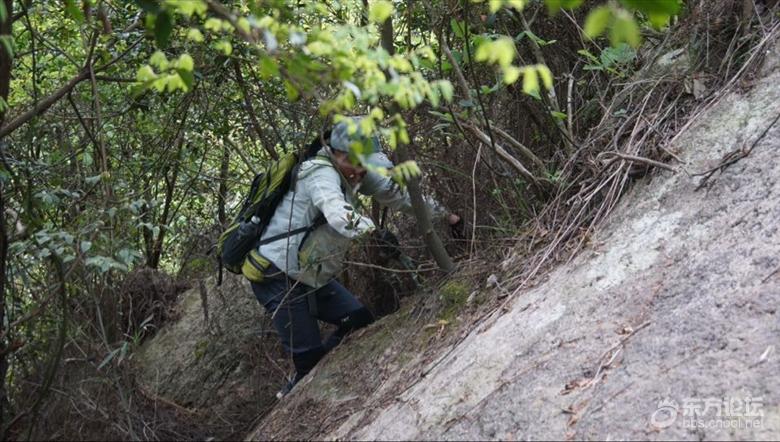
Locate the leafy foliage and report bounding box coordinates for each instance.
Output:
[0,0,689,438]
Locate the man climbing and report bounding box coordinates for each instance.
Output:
[247,117,459,397]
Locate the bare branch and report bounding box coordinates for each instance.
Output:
[232,59,278,160]
[460,121,542,188]
[489,125,547,172]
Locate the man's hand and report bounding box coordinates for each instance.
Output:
[448,213,465,239]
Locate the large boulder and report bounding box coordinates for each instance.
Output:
[134,273,287,438]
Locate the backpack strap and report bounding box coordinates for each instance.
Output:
[256,213,328,246]
[257,155,331,246]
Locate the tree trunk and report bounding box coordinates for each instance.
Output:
[0,0,12,128]
[232,59,278,160]
[218,143,230,226]
[0,0,13,434]
[379,5,454,272]
[147,134,185,269]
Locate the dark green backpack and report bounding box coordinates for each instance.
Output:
[217,153,300,282]
[216,151,330,284]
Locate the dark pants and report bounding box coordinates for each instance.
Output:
[251,269,374,381]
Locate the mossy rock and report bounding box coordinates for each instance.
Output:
[438,279,471,321]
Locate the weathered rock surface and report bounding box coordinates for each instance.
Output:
[247,44,780,440]
[134,274,284,436]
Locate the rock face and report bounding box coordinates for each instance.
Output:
[247,46,780,440]
[134,273,286,437]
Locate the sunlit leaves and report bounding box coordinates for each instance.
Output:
[473,36,551,88]
[545,0,584,14]
[136,52,194,93]
[488,0,526,13]
[213,40,232,55]
[369,1,394,24]
[164,0,208,18]
[611,9,640,47]
[204,17,227,32]
[436,80,455,102]
[475,36,516,67]
[150,51,169,70]
[584,5,640,48]
[583,1,681,48]
[136,65,156,82]
[518,65,553,96]
[186,28,204,42]
[584,6,612,39]
[259,56,280,79]
[390,161,422,186]
[620,0,677,13]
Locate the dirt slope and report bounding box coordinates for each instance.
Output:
[247,44,780,440]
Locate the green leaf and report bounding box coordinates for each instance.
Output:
[306,41,331,56]
[451,19,467,39]
[98,347,121,370]
[64,0,85,22]
[475,37,516,68]
[237,17,251,35]
[503,65,521,84]
[599,43,636,68]
[176,69,194,91]
[168,0,208,17]
[577,49,599,63]
[204,18,224,32]
[284,80,299,101]
[80,241,92,253]
[545,0,584,14]
[584,6,612,39]
[82,151,94,167]
[176,53,194,71]
[536,65,554,90]
[135,0,161,13]
[154,10,174,48]
[0,3,6,22]
[213,40,232,55]
[610,11,641,48]
[647,12,672,29]
[149,51,168,69]
[136,65,157,82]
[522,67,539,96]
[551,111,567,120]
[619,0,680,16]
[187,28,204,42]
[437,80,454,102]
[259,56,279,79]
[369,1,393,24]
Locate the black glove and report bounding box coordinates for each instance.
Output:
[371,229,401,261]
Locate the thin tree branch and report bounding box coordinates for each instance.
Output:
[459,120,542,188]
[489,124,546,172]
[232,59,278,160]
[0,37,143,138]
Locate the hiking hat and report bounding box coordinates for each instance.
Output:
[329,118,390,168]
